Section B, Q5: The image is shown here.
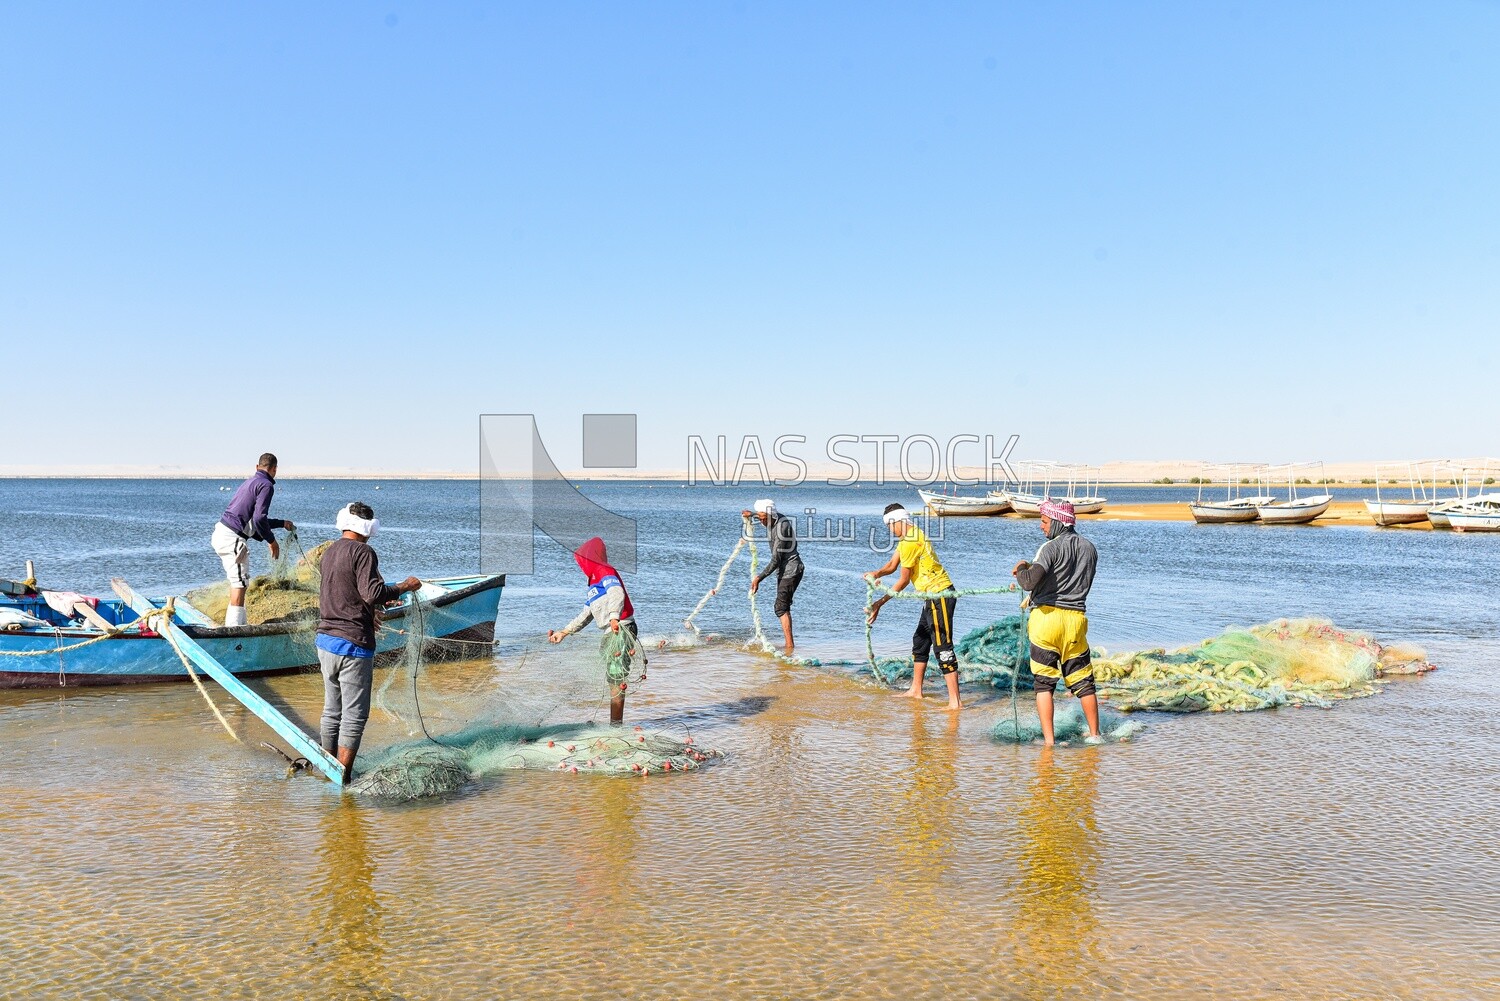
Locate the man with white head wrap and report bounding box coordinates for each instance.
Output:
[315,501,422,784]
[864,503,962,711]
[740,498,804,655]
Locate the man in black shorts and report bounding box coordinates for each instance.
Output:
[865,504,962,710]
[744,499,804,656]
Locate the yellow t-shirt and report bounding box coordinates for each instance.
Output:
[896,525,953,594]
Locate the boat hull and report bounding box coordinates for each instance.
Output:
[918,490,1010,516]
[1189,503,1260,524]
[1364,500,1433,526]
[0,575,503,689]
[1450,513,1500,532]
[1256,497,1333,525]
[1008,493,1046,517]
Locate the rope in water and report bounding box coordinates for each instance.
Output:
[156,600,242,744]
[682,514,1029,687]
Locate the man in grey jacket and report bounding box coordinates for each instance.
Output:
[1012,500,1102,745]
[316,502,421,784]
[743,499,804,656]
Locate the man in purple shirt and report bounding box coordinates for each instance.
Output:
[211,453,294,626]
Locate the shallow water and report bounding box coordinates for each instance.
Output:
[1,479,1497,999]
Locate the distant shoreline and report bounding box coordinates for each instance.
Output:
[2,458,1493,484]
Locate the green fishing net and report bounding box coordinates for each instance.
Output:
[935,614,1432,716]
[351,722,720,800]
[1092,618,1433,712]
[352,592,718,802]
[991,703,1144,745]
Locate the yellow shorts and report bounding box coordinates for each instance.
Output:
[1027,605,1095,696]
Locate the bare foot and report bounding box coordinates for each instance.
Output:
[944,701,964,712]
[891,689,925,700]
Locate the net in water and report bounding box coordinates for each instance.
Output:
[351,721,720,800]
[353,593,719,802]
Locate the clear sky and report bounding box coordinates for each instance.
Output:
[2,2,1497,475]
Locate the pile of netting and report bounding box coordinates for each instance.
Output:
[923,614,1433,714]
[352,590,719,802]
[351,722,720,800]
[1091,618,1434,712]
[185,529,331,624]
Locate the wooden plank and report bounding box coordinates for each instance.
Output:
[111,578,346,787]
[71,602,114,632]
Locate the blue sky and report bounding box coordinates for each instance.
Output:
[2,2,1497,474]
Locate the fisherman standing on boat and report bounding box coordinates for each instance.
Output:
[865,504,962,711]
[316,502,422,785]
[211,453,294,626]
[1012,500,1103,745]
[742,499,804,656]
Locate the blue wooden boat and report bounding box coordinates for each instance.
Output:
[0,574,503,689]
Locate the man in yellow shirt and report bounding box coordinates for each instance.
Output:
[865,503,961,710]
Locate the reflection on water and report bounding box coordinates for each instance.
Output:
[313,803,394,999]
[1012,748,1102,999]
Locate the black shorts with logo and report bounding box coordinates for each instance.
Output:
[912,594,958,674]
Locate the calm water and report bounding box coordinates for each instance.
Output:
[1,479,1497,999]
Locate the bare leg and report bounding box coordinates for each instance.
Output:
[335,745,357,786]
[1080,692,1102,737]
[779,612,795,656]
[610,692,625,725]
[229,586,246,609]
[894,660,928,699]
[1036,689,1055,745]
[942,671,962,711]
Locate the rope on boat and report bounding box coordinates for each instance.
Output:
[0,599,243,743]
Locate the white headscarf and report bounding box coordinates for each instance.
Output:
[336,504,380,539]
[882,506,910,526]
[753,499,776,517]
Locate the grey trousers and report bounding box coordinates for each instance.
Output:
[318,648,374,752]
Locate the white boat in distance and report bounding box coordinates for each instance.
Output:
[1256,463,1334,525]
[1188,463,1275,524]
[1258,494,1334,524]
[1365,461,1440,526]
[999,491,1046,517]
[1189,498,1264,524]
[1427,461,1500,529]
[1448,505,1500,532]
[992,461,1106,517]
[918,488,1011,516]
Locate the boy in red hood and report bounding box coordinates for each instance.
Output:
[547,537,641,723]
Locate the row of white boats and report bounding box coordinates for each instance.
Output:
[915,460,1500,532]
[1189,461,1500,531]
[917,486,1107,518]
[918,463,1108,518]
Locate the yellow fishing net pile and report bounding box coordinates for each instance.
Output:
[185,538,333,624]
[1091,618,1434,712]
